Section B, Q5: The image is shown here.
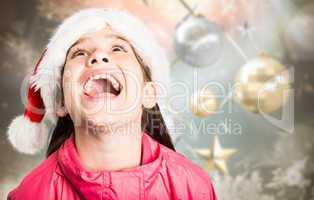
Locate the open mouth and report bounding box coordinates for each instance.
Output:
[83,73,123,98]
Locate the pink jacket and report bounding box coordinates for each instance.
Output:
[8,132,217,200]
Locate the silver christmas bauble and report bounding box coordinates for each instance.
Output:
[174,15,224,67]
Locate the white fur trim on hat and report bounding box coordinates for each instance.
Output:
[7,115,49,154]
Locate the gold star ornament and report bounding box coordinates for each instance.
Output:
[194,136,237,175]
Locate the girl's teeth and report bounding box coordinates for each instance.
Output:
[93,74,101,80]
[111,80,119,90]
[87,74,121,92]
[85,80,92,90]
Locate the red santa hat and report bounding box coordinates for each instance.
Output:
[7,8,174,154]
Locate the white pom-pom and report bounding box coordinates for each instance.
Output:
[7,115,49,154]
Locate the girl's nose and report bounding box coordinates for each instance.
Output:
[87,50,109,67]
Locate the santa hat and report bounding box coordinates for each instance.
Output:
[7,8,175,154]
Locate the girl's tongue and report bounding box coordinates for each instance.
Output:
[84,79,118,97]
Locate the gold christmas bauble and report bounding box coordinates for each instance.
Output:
[190,88,218,117]
[234,54,291,114]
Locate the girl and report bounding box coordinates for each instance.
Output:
[7,8,217,200]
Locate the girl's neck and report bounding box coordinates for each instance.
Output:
[74,122,142,172]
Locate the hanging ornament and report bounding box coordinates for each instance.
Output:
[190,88,218,117]
[195,0,255,32]
[283,3,314,62]
[194,136,237,175]
[233,53,291,114]
[174,15,224,67]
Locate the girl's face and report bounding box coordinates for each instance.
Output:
[61,27,156,128]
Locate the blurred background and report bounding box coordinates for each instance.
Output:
[1,0,314,199]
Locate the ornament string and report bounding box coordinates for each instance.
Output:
[177,0,195,15]
[225,33,249,62]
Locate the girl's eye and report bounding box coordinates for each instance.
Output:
[72,49,87,58]
[112,45,126,52]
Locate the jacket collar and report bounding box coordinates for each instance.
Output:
[57,131,164,198]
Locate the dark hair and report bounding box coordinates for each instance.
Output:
[46,49,175,157]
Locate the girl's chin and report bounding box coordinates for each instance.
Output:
[77,115,119,129]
